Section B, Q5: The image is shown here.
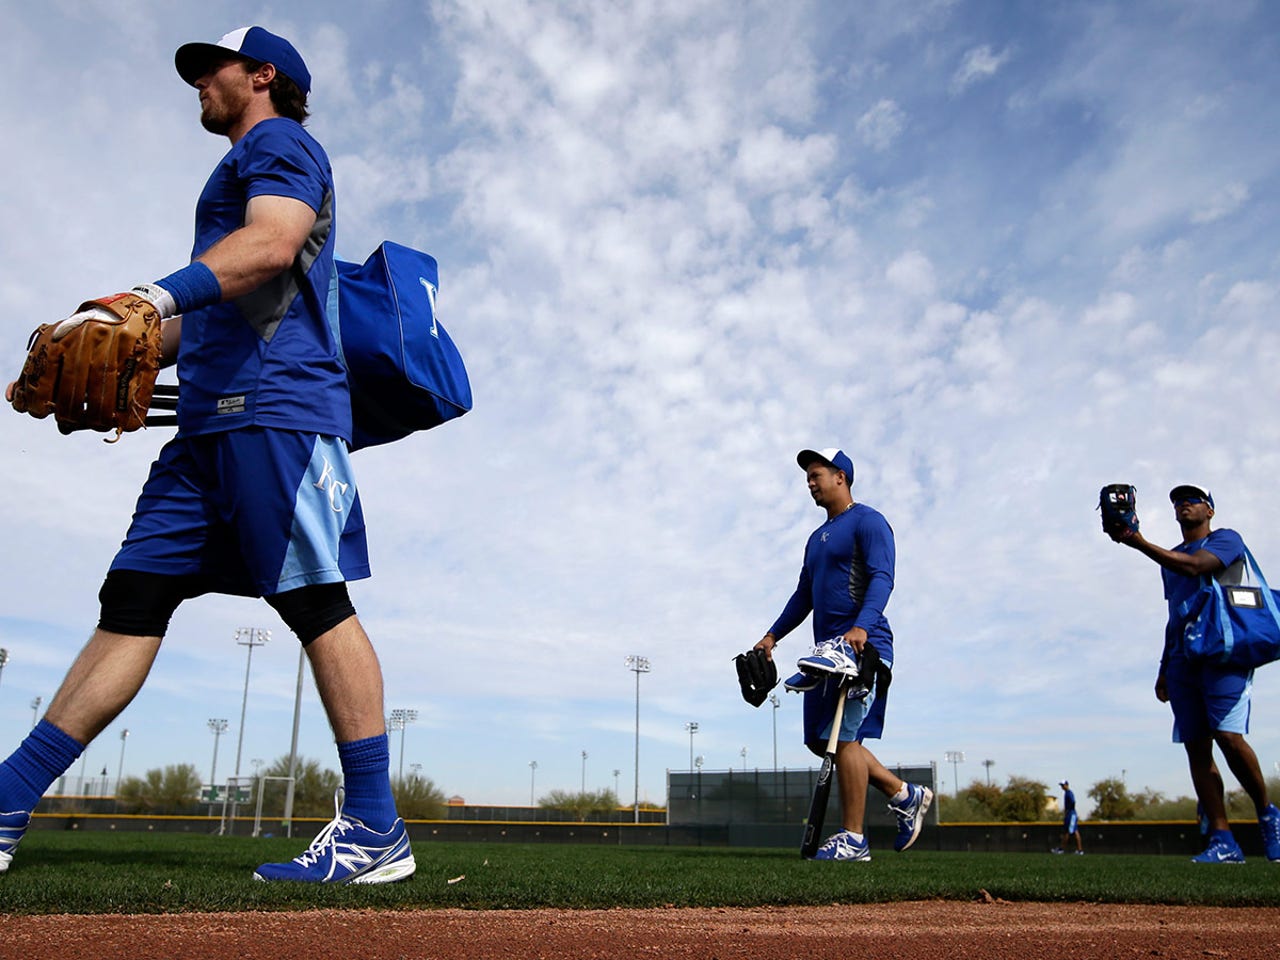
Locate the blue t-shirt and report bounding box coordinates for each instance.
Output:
[176,118,350,440]
[1062,788,1076,814]
[1161,527,1245,659]
[769,502,896,661]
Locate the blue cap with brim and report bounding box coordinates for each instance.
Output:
[797,448,855,486]
[175,26,311,95]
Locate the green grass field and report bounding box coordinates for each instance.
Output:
[3,833,1280,914]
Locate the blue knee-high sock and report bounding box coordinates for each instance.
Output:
[337,734,397,831]
[0,720,84,812]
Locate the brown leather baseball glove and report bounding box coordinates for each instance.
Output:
[11,293,163,441]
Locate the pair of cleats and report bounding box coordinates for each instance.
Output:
[784,637,871,699]
[1189,804,1280,864]
[810,783,933,861]
[1051,848,1084,855]
[1,793,415,884]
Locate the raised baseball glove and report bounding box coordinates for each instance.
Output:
[1099,483,1139,538]
[735,647,778,707]
[11,293,163,441]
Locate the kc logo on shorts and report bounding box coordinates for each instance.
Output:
[314,457,350,512]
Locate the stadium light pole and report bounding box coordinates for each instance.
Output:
[389,708,418,781]
[740,746,748,771]
[30,695,41,728]
[208,718,229,799]
[944,750,965,796]
[232,628,270,791]
[0,648,9,692]
[625,655,650,822]
[982,758,995,786]
[116,728,129,790]
[529,760,537,805]
[283,646,305,838]
[769,693,780,771]
[684,722,698,772]
[581,750,588,794]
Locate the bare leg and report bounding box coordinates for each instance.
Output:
[1215,731,1269,813]
[45,629,163,744]
[834,741,905,834]
[1185,738,1229,831]
[304,615,386,742]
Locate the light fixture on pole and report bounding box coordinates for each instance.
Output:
[982,758,995,786]
[410,762,422,781]
[740,746,748,771]
[528,760,537,805]
[0,648,9,690]
[944,750,965,796]
[389,708,418,781]
[612,768,620,799]
[581,750,588,794]
[30,695,41,728]
[208,718,229,799]
[769,693,780,771]
[684,722,698,772]
[625,655,650,822]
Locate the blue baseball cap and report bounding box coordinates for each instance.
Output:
[176,26,311,95]
[797,448,855,486]
[1170,484,1214,509]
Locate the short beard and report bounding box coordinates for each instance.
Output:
[199,100,236,134]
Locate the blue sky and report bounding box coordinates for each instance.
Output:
[3,0,1280,816]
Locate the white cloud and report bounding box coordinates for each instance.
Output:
[950,44,1012,93]
[855,98,905,151]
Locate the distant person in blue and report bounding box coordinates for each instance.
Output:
[0,27,413,884]
[753,448,932,861]
[1112,483,1280,863]
[1052,780,1083,854]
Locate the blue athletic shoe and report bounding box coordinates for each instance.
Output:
[783,670,822,693]
[254,794,415,884]
[1260,804,1280,862]
[1191,833,1245,864]
[0,810,31,874]
[811,829,871,861]
[890,783,933,852]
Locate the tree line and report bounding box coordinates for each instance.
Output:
[938,775,1280,821]
[114,755,447,819]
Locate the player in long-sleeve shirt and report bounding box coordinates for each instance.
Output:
[754,448,932,861]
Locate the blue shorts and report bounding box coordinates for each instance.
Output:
[1165,655,1252,743]
[1063,810,1078,833]
[803,674,888,753]
[110,429,370,597]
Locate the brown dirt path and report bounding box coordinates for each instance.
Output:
[3,902,1279,960]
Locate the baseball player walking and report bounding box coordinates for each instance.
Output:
[0,27,413,883]
[1111,483,1280,863]
[1051,780,1083,854]
[755,448,932,860]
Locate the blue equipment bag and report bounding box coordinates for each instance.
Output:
[1180,546,1280,669]
[328,241,472,451]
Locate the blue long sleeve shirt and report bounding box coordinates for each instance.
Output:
[769,502,896,661]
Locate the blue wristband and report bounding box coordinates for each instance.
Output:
[156,261,222,314]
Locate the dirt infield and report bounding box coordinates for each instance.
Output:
[3,901,1280,960]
